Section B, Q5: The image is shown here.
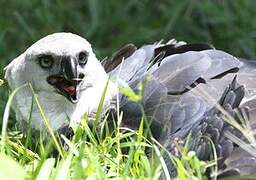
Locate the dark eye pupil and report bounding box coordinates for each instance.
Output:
[78,52,88,65]
[43,59,50,64]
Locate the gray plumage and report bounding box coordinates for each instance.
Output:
[104,41,256,178]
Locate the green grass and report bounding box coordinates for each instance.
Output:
[1,0,256,123]
[1,0,256,120]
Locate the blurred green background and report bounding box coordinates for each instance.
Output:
[0,0,256,122]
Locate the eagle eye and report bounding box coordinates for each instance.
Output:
[78,51,88,66]
[38,55,54,69]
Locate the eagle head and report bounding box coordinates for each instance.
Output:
[4,33,116,131]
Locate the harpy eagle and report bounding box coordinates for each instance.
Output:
[4,32,256,178]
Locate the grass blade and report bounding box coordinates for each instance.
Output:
[53,154,72,180]
[1,83,27,152]
[35,158,55,180]
[28,83,64,158]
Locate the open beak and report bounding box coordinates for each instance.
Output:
[47,57,83,103]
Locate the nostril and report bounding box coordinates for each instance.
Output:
[78,73,85,79]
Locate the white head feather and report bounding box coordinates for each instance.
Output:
[4,32,117,131]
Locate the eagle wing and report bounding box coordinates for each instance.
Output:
[105,41,256,178]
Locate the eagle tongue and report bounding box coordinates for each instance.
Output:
[63,85,76,96]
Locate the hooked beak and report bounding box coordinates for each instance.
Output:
[47,57,84,103]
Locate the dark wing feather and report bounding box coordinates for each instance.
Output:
[154,43,214,62]
[108,45,155,83]
[217,106,256,179]
[218,147,256,179]
[101,43,137,73]
[150,50,240,95]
